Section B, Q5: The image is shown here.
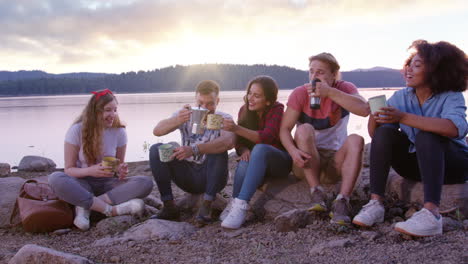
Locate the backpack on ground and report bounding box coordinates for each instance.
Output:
[10,179,74,233]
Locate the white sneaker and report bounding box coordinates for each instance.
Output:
[221,198,249,229]
[74,206,90,231]
[219,199,234,221]
[115,199,145,217]
[394,208,442,237]
[352,199,385,227]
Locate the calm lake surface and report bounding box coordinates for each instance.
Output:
[1,89,467,168]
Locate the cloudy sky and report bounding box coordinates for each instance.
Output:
[1,0,467,73]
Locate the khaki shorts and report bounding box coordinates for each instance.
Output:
[292,148,341,184]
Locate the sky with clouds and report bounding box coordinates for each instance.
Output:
[1,0,467,73]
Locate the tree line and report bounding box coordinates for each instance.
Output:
[0,64,405,96]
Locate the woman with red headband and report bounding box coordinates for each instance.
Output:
[48,89,153,231]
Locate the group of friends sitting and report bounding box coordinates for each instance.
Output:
[48,39,468,238]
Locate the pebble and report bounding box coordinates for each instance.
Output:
[388,207,403,217]
[222,229,245,238]
[442,217,462,232]
[109,255,121,263]
[463,220,468,230]
[405,207,418,219]
[128,241,136,247]
[328,238,353,248]
[360,231,380,241]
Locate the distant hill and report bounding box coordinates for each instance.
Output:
[0,64,404,96]
[0,70,109,81]
[351,66,399,72]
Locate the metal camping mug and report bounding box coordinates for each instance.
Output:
[189,106,209,134]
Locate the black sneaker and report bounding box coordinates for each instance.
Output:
[151,205,180,220]
[329,198,352,225]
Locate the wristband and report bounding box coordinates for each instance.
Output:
[191,144,200,157]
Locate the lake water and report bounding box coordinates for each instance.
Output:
[1,89,467,168]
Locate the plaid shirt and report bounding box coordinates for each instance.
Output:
[235,102,284,153]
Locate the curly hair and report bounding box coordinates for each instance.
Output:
[73,90,125,165]
[405,40,468,94]
[238,75,279,149]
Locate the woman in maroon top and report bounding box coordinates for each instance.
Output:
[220,75,292,229]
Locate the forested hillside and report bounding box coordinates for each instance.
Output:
[0,64,404,96]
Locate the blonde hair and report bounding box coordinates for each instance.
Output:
[73,90,125,165]
[195,80,220,96]
[309,52,342,80]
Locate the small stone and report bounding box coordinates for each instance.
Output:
[52,228,71,235]
[388,207,404,218]
[405,207,418,219]
[0,163,11,177]
[327,238,353,248]
[360,231,380,241]
[393,216,404,223]
[110,255,121,263]
[222,229,245,238]
[128,241,136,247]
[442,217,462,232]
[309,244,326,255]
[463,220,468,230]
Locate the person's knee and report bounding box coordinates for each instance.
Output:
[250,144,272,159]
[294,124,315,141]
[149,143,163,158]
[133,176,154,197]
[415,131,440,147]
[347,134,364,151]
[48,171,69,188]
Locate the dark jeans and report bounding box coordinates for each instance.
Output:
[233,144,292,201]
[149,143,228,202]
[370,126,468,205]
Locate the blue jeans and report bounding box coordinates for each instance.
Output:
[149,143,228,202]
[233,144,292,201]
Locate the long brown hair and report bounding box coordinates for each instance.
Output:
[238,76,278,148]
[73,90,125,165]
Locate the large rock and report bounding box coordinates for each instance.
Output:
[18,156,56,172]
[0,177,25,228]
[0,163,11,177]
[95,215,140,236]
[274,208,313,232]
[93,219,196,246]
[8,244,93,264]
[386,171,468,218]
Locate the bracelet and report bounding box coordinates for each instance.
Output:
[191,144,200,157]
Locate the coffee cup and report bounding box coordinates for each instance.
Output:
[102,156,120,173]
[206,114,223,130]
[368,95,387,114]
[158,144,175,162]
[190,107,209,134]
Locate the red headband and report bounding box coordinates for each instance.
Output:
[91,89,113,101]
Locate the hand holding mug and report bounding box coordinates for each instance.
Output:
[374,106,405,123]
[171,146,194,161]
[116,163,129,180]
[88,163,114,178]
[177,104,192,124]
[223,118,238,132]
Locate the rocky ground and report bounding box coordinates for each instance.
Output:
[1,159,467,264]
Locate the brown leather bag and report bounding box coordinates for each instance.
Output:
[10,179,74,233]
